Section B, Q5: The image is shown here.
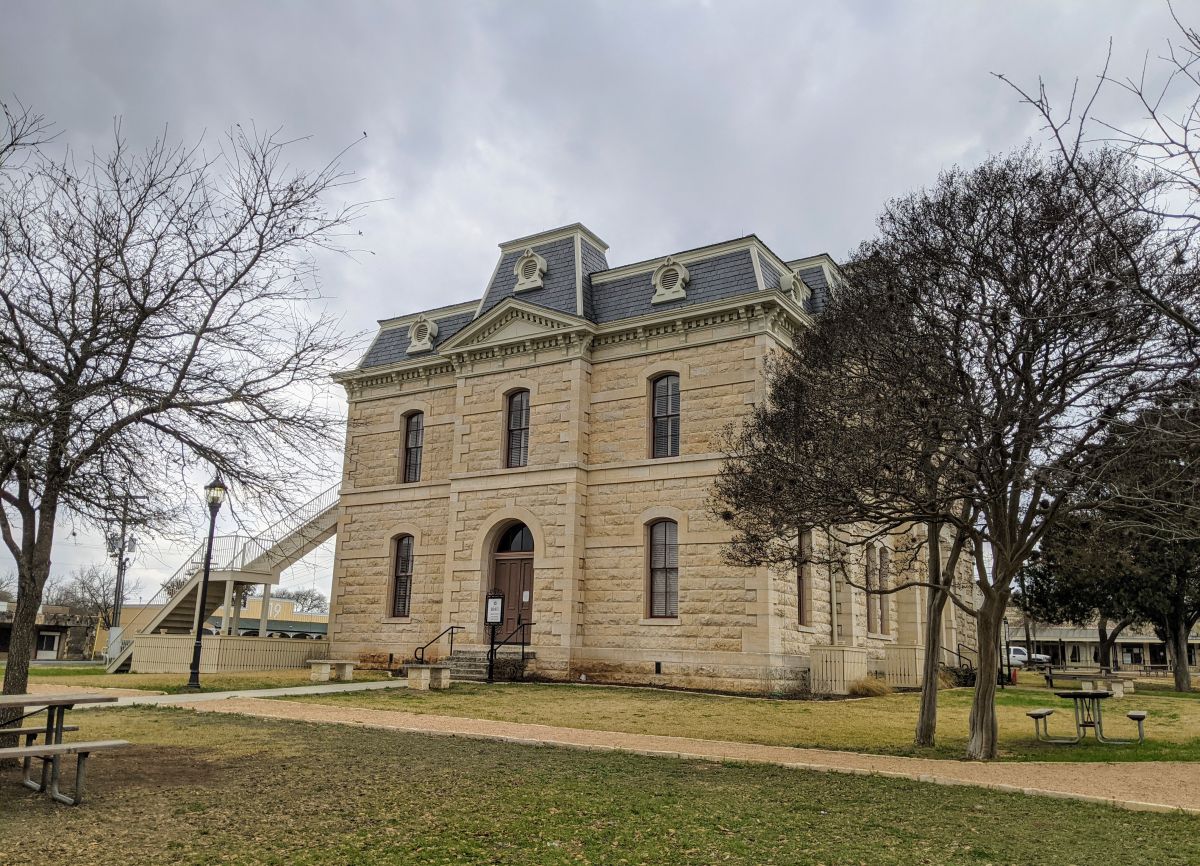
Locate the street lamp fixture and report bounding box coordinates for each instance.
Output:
[186,472,227,691]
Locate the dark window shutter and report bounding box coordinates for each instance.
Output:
[649,520,679,617]
[403,413,424,483]
[651,375,680,458]
[506,391,530,468]
[393,535,414,617]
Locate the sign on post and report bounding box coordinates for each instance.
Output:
[485,593,504,626]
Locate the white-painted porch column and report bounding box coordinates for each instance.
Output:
[259,584,272,637]
[221,580,234,635]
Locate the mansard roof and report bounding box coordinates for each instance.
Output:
[353,223,839,371]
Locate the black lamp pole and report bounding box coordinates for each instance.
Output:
[186,473,227,691]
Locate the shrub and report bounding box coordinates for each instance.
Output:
[847,676,892,697]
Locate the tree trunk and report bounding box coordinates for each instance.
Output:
[966,594,1004,760]
[914,520,945,748]
[1166,619,1193,693]
[1097,619,1111,672]
[0,569,45,746]
[915,588,947,747]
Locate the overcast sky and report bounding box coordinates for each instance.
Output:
[0,1,1184,598]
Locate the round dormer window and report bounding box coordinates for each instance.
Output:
[406,315,438,354]
[513,248,548,292]
[660,267,680,292]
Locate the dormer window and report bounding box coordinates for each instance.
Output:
[513,248,547,292]
[407,314,438,354]
[651,257,689,304]
[782,271,813,307]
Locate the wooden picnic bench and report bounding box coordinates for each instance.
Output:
[0,739,129,805]
[310,659,357,682]
[1043,671,1135,695]
[1,692,127,805]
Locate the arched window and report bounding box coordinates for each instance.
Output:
[878,546,891,635]
[865,547,878,634]
[506,390,530,468]
[497,523,534,553]
[651,374,680,458]
[392,535,414,618]
[797,530,813,628]
[403,412,424,483]
[648,520,679,618]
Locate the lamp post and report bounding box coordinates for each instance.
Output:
[185,472,227,691]
[1003,616,1011,687]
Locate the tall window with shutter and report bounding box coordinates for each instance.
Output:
[648,520,679,618]
[506,390,530,468]
[392,535,414,618]
[651,374,680,458]
[402,412,424,483]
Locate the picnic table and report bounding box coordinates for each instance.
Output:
[0,692,128,805]
[1026,690,1146,746]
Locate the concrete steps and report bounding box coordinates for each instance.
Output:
[448,650,533,682]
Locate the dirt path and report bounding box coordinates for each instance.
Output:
[28,682,163,698]
[181,696,1200,815]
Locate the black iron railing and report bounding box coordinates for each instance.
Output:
[487,621,534,680]
[413,625,465,663]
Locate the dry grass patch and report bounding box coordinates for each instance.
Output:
[2,707,1198,865]
[276,680,1200,762]
[24,665,391,694]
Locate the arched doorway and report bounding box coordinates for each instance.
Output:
[491,522,534,638]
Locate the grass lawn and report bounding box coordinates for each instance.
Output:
[20,665,391,694]
[275,680,1200,762]
[1,707,1197,865]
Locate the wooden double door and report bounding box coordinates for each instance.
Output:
[491,556,533,639]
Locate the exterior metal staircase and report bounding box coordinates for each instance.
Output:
[105,483,340,673]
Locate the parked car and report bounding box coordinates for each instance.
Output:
[1007,646,1051,667]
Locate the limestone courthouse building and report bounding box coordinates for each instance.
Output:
[328,223,975,693]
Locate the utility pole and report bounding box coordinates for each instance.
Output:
[106,492,142,629]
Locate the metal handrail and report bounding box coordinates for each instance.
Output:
[413,625,465,663]
[488,621,535,675]
[940,644,975,671]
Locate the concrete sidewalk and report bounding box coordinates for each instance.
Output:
[176,695,1200,816]
[58,677,411,707]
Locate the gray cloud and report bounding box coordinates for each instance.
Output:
[0,0,1182,589]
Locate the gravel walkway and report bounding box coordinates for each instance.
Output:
[181,696,1200,815]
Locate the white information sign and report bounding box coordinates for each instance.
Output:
[485,595,504,625]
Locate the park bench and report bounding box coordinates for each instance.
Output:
[1026,707,1055,740]
[0,740,129,805]
[1043,671,1135,694]
[405,663,451,691]
[1126,710,1148,743]
[309,659,357,682]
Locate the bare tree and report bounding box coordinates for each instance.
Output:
[857,146,1177,759]
[0,110,363,703]
[42,564,140,630]
[272,586,328,613]
[0,571,14,602]
[713,285,977,748]
[999,5,1200,350]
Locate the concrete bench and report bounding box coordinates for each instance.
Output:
[309,659,356,682]
[0,739,129,805]
[1127,710,1148,743]
[406,664,451,691]
[1026,707,1055,740]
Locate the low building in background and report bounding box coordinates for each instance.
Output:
[0,602,95,662]
[1005,610,1200,672]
